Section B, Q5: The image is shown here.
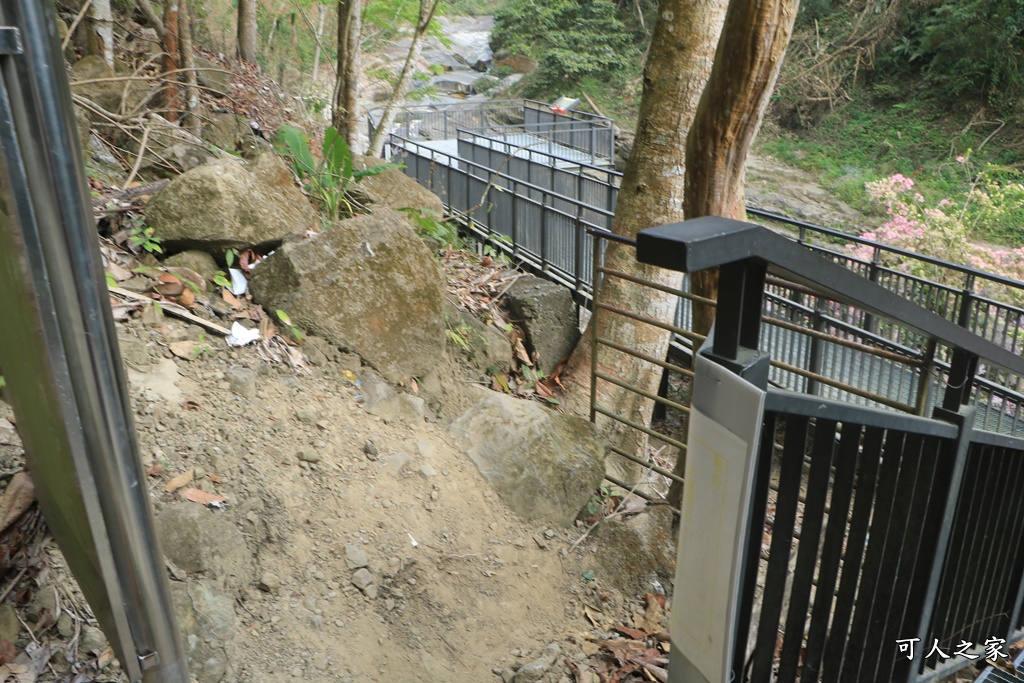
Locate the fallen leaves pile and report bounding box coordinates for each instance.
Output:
[574,593,671,683]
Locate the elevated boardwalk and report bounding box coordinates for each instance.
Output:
[375,100,1024,438]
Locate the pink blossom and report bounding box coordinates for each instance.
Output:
[956,156,966,163]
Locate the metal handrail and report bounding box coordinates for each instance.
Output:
[0,2,188,681]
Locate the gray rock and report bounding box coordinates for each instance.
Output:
[156,503,253,593]
[360,372,396,411]
[593,505,677,594]
[513,643,560,683]
[202,112,267,160]
[449,309,513,376]
[380,451,411,475]
[504,276,580,375]
[350,156,444,216]
[225,367,257,399]
[449,389,606,527]
[118,331,151,368]
[70,56,147,123]
[73,105,90,152]
[258,572,281,593]
[172,580,236,683]
[249,209,446,382]
[369,394,426,425]
[195,56,231,97]
[81,625,107,653]
[351,568,373,591]
[363,441,379,460]
[146,153,318,251]
[164,250,219,283]
[344,544,369,569]
[297,449,322,463]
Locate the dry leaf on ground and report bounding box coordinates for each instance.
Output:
[181,488,226,506]
[164,469,194,493]
[0,473,35,534]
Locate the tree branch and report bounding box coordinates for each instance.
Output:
[134,0,166,40]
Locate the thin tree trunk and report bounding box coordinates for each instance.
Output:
[237,0,258,63]
[367,0,441,157]
[135,0,166,39]
[311,3,327,91]
[562,0,729,485]
[684,0,800,333]
[179,0,200,135]
[162,0,181,121]
[87,0,114,67]
[333,0,363,148]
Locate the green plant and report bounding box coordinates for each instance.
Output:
[191,333,213,360]
[212,270,232,289]
[128,224,163,254]
[0,375,5,390]
[585,483,622,517]
[445,321,471,352]
[275,309,304,342]
[400,208,458,247]
[275,125,402,221]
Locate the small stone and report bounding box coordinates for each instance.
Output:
[418,464,437,478]
[363,441,379,460]
[297,449,322,463]
[384,598,396,611]
[513,643,560,683]
[296,408,317,423]
[544,529,556,539]
[345,544,369,569]
[365,584,378,599]
[225,367,257,399]
[258,572,281,593]
[81,625,107,653]
[351,568,373,591]
[291,666,304,678]
[380,451,410,475]
[311,615,325,631]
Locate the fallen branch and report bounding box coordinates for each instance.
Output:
[63,0,95,51]
[109,287,232,336]
[122,120,153,187]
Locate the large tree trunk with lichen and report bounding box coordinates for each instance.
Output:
[333,0,362,147]
[662,0,798,507]
[562,0,729,484]
[684,0,800,333]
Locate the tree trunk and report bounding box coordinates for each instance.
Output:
[87,0,115,67]
[179,0,200,135]
[162,0,181,121]
[311,3,327,91]
[237,0,258,63]
[366,0,441,157]
[562,0,728,483]
[684,0,800,331]
[333,0,363,148]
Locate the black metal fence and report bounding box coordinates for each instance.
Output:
[388,130,1024,436]
[632,219,1024,683]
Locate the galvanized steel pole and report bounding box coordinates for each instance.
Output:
[0,0,189,680]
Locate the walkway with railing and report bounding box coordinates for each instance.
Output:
[385,122,1024,436]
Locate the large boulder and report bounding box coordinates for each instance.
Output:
[351,155,445,217]
[171,580,236,683]
[202,112,269,159]
[146,153,318,251]
[249,208,447,382]
[449,389,606,527]
[504,275,580,375]
[195,56,232,97]
[70,56,147,121]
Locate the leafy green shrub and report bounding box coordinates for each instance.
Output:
[275,125,400,220]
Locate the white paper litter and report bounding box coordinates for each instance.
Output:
[226,321,261,347]
[229,267,248,296]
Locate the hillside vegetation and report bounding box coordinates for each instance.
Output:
[495,0,1024,247]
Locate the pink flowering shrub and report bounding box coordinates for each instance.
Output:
[847,160,1024,306]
